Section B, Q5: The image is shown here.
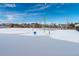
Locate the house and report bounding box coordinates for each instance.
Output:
[0,24,7,28]
[75,24,79,31]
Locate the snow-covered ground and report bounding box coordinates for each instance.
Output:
[0,32,79,56]
[0,28,79,43]
[0,28,79,55]
[0,28,49,36]
[50,30,79,43]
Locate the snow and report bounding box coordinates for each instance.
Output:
[0,28,49,36]
[0,28,32,34]
[50,30,79,43]
[0,28,79,43]
[0,28,79,55]
[20,28,49,36]
[0,34,79,56]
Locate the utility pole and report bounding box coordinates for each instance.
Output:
[44,3,46,32]
[66,16,69,29]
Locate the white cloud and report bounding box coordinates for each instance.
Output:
[0,3,16,8]
[26,4,52,12]
[31,4,42,8]
[6,15,14,20]
[4,14,16,23]
[38,4,52,10]
[0,10,45,23]
[25,13,45,16]
[4,3,16,8]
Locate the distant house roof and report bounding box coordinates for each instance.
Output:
[75,24,79,27]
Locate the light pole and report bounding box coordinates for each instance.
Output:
[65,16,69,29]
[43,3,46,32]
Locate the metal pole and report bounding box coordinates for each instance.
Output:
[44,3,46,32]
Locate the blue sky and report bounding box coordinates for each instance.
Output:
[0,3,79,24]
